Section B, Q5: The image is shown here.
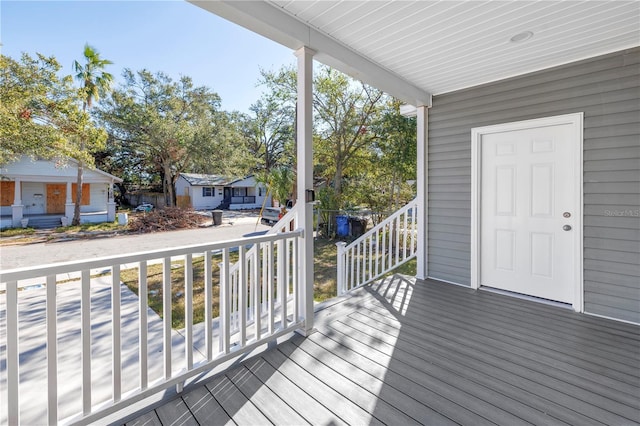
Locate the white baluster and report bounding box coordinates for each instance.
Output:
[138,262,148,389]
[184,254,193,370]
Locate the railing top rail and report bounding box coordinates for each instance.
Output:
[345,199,417,248]
[269,204,298,234]
[0,229,303,282]
[226,205,300,276]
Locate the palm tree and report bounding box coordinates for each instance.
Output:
[268,166,295,214]
[71,44,113,225]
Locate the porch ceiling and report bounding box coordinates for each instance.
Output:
[190,0,639,106]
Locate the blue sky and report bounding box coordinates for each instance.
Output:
[1,1,296,113]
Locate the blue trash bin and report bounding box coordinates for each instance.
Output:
[336,215,349,237]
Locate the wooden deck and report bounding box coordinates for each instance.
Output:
[125,276,640,425]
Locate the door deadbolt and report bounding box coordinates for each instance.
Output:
[563,212,571,218]
[563,225,572,231]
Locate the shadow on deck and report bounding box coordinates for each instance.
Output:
[123,277,640,425]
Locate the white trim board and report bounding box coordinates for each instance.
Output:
[470,112,584,312]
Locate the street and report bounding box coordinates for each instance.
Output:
[0,213,270,270]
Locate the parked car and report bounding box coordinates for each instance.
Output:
[135,203,154,212]
[260,207,282,225]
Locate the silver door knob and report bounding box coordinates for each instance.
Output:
[563,225,572,231]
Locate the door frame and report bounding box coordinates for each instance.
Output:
[470,113,584,312]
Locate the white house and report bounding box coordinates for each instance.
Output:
[175,173,271,210]
[0,156,122,228]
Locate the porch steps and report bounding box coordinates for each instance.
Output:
[27,217,63,229]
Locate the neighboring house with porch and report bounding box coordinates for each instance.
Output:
[175,173,271,210]
[1,2,639,426]
[0,156,121,229]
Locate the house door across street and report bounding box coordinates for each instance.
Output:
[46,184,66,214]
[224,187,231,201]
[473,114,582,306]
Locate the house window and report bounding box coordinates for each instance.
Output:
[71,183,91,205]
[258,187,263,197]
[202,187,214,197]
[0,181,15,206]
[233,188,247,197]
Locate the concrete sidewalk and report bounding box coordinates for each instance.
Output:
[0,275,206,425]
[0,213,270,270]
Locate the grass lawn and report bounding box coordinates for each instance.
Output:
[53,221,121,233]
[0,227,36,238]
[120,237,416,329]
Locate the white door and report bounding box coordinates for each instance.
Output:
[478,118,580,304]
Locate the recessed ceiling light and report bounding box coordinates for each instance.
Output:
[510,31,534,43]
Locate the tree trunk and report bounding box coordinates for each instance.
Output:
[72,161,83,225]
[163,162,174,207]
[389,169,397,211]
[334,158,343,201]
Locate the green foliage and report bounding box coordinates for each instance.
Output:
[72,44,113,225]
[265,166,294,211]
[96,69,232,206]
[261,66,404,209]
[239,93,294,174]
[73,44,114,110]
[0,53,106,165]
[345,99,416,212]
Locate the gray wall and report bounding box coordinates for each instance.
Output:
[427,47,640,323]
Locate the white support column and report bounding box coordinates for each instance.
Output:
[65,181,74,222]
[11,178,23,227]
[295,46,315,335]
[107,181,116,222]
[416,105,429,280]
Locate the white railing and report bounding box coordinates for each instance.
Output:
[336,199,418,295]
[228,206,299,334]
[0,229,304,425]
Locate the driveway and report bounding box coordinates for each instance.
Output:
[0,211,271,270]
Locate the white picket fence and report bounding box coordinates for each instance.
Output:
[0,224,304,425]
[336,199,418,295]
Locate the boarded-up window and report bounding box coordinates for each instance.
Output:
[0,181,15,206]
[71,183,91,205]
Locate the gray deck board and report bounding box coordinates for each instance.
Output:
[260,342,385,426]
[226,365,309,425]
[353,305,640,407]
[277,340,422,425]
[314,321,598,426]
[337,310,634,424]
[359,296,640,392]
[126,277,640,426]
[206,373,271,425]
[125,410,162,426]
[154,397,199,426]
[369,288,640,389]
[182,385,234,426]
[287,337,458,426]
[244,356,348,426]
[413,282,640,359]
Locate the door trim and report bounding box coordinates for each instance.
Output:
[470,113,584,312]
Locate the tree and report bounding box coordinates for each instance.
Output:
[264,166,294,214]
[313,67,384,201]
[371,99,416,209]
[72,44,113,225]
[97,69,230,206]
[239,93,294,174]
[0,53,104,165]
[259,65,386,209]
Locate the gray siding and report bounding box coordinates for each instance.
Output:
[428,47,640,323]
